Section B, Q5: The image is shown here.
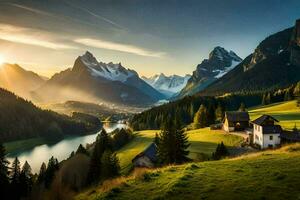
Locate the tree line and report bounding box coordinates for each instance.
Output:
[261,81,300,105]
[131,81,300,131]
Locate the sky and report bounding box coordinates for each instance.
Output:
[0,0,299,78]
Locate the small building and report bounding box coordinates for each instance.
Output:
[132,143,157,168]
[223,111,250,132]
[251,115,282,149]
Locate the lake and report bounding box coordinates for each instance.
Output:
[7,122,127,173]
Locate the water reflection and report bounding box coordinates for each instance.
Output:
[7,123,127,172]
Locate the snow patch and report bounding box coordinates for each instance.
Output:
[80,52,135,83]
[214,60,240,78]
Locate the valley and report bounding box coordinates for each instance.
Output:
[0,3,300,199]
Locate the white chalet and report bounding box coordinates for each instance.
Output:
[251,115,282,149]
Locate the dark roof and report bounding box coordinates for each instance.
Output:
[132,143,157,163]
[225,111,250,122]
[251,115,279,125]
[262,125,282,134]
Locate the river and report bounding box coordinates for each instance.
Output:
[7,122,127,173]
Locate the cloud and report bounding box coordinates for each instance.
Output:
[74,38,166,58]
[62,0,126,30]
[0,24,77,50]
[7,3,55,17]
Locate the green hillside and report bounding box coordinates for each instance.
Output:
[249,100,300,130]
[114,128,242,174]
[77,143,300,200]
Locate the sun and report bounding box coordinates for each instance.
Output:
[0,55,5,65]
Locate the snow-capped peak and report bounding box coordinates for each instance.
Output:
[142,73,191,97]
[78,51,136,82]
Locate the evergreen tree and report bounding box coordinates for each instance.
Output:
[157,118,190,164]
[193,104,207,129]
[86,129,112,184]
[284,90,292,101]
[265,93,271,105]
[154,132,160,146]
[293,81,300,96]
[37,162,47,184]
[10,157,21,199]
[101,150,120,178]
[238,102,246,111]
[261,94,266,105]
[173,118,190,163]
[19,161,33,197]
[76,144,89,155]
[206,103,216,125]
[293,124,298,133]
[0,143,10,197]
[215,103,224,123]
[189,102,195,119]
[44,156,59,188]
[212,142,229,160]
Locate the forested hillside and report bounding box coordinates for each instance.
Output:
[131,82,300,130]
[200,24,300,96]
[0,88,101,142]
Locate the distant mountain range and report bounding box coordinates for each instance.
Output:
[1,19,300,108]
[199,19,300,96]
[176,47,242,98]
[142,73,191,98]
[32,51,165,106]
[0,63,45,98]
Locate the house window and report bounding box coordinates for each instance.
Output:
[270,136,273,140]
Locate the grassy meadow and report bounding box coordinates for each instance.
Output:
[249,100,300,130]
[77,143,300,200]
[117,128,243,174]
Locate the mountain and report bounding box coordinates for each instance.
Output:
[177,47,242,98]
[42,100,131,121]
[200,19,300,96]
[0,88,100,142]
[142,73,191,98]
[33,51,164,106]
[0,63,45,99]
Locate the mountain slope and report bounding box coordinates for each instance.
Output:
[77,144,300,200]
[0,63,45,99]
[177,47,242,98]
[33,52,164,106]
[142,73,191,98]
[201,21,300,95]
[0,88,100,142]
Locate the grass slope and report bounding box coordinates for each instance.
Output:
[249,100,300,130]
[116,129,243,174]
[77,144,300,200]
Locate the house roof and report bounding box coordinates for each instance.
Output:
[132,143,157,163]
[262,125,282,134]
[225,111,250,122]
[251,115,279,125]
